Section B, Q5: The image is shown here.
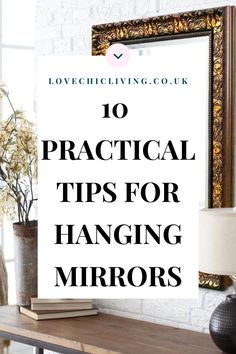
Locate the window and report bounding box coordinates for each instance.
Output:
[0,0,35,304]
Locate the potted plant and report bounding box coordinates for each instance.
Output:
[0,85,38,305]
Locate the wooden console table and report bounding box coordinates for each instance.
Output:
[0,306,220,354]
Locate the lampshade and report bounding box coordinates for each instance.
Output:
[199,208,236,276]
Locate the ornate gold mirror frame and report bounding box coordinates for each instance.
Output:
[92,6,235,290]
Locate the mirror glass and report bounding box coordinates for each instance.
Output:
[126,36,210,208]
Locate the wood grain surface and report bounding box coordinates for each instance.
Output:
[0,306,220,354]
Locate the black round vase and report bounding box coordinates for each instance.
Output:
[209,294,236,354]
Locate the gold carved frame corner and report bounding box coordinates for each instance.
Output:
[92,6,235,290]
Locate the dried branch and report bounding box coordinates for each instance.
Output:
[0,87,37,224]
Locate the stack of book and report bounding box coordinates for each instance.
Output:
[19,298,98,321]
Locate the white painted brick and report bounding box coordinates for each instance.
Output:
[53,8,74,25]
[142,299,191,324]
[37,0,62,10]
[62,0,85,7]
[62,24,87,39]
[203,289,229,313]
[72,34,91,54]
[35,25,61,41]
[159,0,236,14]
[190,308,211,329]
[53,38,71,54]
[146,0,161,14]
[95,299,142,314]
[72,8,90,22]
[132,0,154,15]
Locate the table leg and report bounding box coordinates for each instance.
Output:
[35,348,44,354]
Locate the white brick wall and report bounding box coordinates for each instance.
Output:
[160,0,236,13]
[35,0,235,334]
[35,0,236,54]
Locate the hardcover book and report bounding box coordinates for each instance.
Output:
[19,306,98,321]
[31,298,93,311]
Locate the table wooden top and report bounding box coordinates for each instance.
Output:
[0,306,220,354]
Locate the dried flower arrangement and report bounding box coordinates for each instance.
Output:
[0,85,37,224]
